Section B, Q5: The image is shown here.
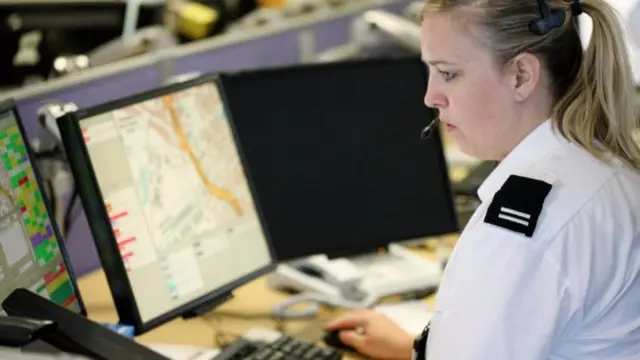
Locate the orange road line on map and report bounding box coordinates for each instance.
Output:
[162,96,244,216]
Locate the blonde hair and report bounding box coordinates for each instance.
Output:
[422,0,640,170]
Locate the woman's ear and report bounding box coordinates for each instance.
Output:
[505,52,542,103]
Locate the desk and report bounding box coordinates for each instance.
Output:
[79,270,314,348]
[77,240,455,350]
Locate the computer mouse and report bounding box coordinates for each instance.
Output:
[322,329,355,352]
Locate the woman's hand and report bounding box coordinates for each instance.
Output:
[325,309,415,360]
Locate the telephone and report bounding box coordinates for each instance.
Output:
[267,244,443,318]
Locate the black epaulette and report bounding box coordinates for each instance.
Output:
[483,175,552,237]
[412,322,430,360]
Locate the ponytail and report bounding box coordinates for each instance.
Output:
[553,0,640,170]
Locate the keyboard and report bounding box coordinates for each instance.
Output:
[213,329,343,360]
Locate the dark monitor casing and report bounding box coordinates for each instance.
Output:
[217,56,459,261]
[0,98,87,317]
[55,75,277,335]
[3,288,169,360]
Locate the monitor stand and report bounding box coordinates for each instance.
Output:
[181,291,234,320]
[266,243,443,309]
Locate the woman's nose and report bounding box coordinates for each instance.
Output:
[424,78,447,109]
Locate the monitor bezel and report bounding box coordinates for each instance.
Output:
[0,98,87,317]
[55,74,278,334]
[216,56,460,260]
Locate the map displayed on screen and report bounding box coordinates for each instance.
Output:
[81,82,271,322]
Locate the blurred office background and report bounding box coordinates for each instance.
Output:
[0,0,638,278]
[0,0,421,92]
[0,0,437,278]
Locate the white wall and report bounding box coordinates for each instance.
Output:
[579,0,640,84]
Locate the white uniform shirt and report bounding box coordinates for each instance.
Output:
[424,120,640,360]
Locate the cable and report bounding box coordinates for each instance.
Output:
[210,309,277,320]
[271,291,379,320]
[200,308,325,338]
[62,186,78,236]
[33,147,78,238]
[43,179,56,227]
[34,102,84,238]
[33,149,61,232]
[199,313,244,348]
[33,149,61,160]
[271,295,319,320]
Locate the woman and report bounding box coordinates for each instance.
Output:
[325,0,640,359]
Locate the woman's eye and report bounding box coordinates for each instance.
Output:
[439,71,457,82]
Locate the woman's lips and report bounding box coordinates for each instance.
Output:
[441,120,457,132]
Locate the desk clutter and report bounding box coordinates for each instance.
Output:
[0,56,477,359]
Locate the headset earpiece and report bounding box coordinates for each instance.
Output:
[530,0,566,35]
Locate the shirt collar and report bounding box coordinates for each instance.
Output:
[477,119,565,203]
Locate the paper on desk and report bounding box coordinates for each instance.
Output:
[145,343,219,360]
[374,301,433,337]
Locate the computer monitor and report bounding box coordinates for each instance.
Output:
[0,99,84,315]
[56,75,275,334]
[217,57,459,261]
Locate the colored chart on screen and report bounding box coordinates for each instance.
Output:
[0,118,79,312]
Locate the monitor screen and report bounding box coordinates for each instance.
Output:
[57,77,274,332]
[0,102,83,314]
[218,57,458,260]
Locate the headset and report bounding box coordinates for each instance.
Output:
[531,0,582,35]
[530,0,567,35]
